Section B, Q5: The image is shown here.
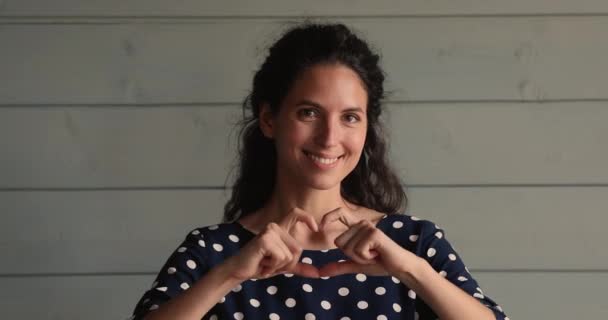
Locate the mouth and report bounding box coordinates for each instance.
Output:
[303,150,344,167]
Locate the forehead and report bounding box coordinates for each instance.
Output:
[282,63,368,111]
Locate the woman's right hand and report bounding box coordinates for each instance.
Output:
[223,208,321,282]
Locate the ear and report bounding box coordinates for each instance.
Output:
[259,103,275,139]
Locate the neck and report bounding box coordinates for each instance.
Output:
[265,184,347,225]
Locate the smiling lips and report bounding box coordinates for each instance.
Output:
[303,151,343,168]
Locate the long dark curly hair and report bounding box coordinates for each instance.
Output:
[222,22,407,223]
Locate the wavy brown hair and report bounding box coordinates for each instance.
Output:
[223,22,407,223]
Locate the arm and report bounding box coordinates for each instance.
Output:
[397,257,496,320]
[143,259,243,320]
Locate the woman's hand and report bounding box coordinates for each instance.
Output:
[317,208,420,278]
[223,208,321,282]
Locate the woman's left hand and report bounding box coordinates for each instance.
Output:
[317,208,420,278]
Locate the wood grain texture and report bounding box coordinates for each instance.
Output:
[2,103,607,187]
[2,0,608,16]
[1,18,608,104]
[2,187,606,274]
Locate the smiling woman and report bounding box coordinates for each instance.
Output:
[129,22,509,320]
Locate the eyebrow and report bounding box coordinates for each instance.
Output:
[295,99,364,113]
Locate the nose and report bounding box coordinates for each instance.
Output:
[314,116,340,148]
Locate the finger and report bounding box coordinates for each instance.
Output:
[342,226,377,265]
[258,231,288,277]
[272,227,320,278]
[277,208,319,233]
[292,262,321,278]
[348,226,380,263]
[274,227,304,273]
[318,261,359,277]
[333,220,366,248]
[319,207,349,230]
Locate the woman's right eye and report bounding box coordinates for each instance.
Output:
[297,109,318,119]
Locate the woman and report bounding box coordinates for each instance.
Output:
[130,23,509,320]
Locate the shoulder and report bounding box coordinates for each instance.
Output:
[181,222,249,260]
[380,213,451,255]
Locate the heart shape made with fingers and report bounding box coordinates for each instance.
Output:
[272,207,392,279]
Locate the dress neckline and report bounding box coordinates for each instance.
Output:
[233,214,389,253]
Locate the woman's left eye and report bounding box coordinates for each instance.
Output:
[344,114,360,123]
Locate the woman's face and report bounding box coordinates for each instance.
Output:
[260,63,368,190]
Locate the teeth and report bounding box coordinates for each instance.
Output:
[307,153,339,164]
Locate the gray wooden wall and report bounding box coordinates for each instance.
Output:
[2,1,607,319]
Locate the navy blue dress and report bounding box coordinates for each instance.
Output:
[130,213,509,319]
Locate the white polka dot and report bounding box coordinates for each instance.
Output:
[250,298,260,307]
[285,298,296,307]
[269,313,280,320]
[304,313,315,320]
[435,231,443,239]
[474,292,485,299]
[302,283,313,292]
[208,225,219,230]
[377,316,387,320]
[391,276,400,284]
[439,270,447,277]
[338,287,350,296]
[233,312,244,320]
[476,287,484,294]
[302,257,313,264]
[232,284,242,292]
[340,317,351,320]
[321,249,329,252]
[357,301,368,309]
[267,285,278,295]
[186,260,196,269]
[448,253,457,261]
[213,243,223,252]
[410,216,420,221]
[321,276,330,280]
[284,273,294,277]
[155,286,167,292]
[355,273,367,282]
[180,282,190,290]
[209,315,218,320]
[392,221,404,229]
[393,303,402,312]
[177,247,187,253]
[505,317,510,320]
[219,296,225,303]
[321,300,331,310]
[229,234,239,242]
[409,235,419,242]
[458,276,469,282]
[198,240,206,247]
[191,230,200,235]
[375,287,386,295]
[167,267,176,274]
[497,305,504,312]
[149,304,159,310]
[407,290,416,299]
[415,311,419,320]
[427,248,436,257]
[338,259,346,262]
[142,298,150,304]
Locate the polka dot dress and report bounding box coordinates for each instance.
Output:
[129,214,509,320]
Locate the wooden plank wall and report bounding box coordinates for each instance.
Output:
[2,2,607,319]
